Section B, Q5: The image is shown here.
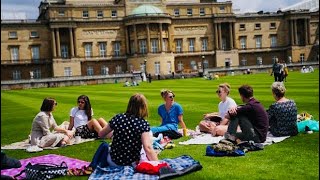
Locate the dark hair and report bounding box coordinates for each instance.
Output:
[77,95,92,120]
[126,93,148,118]
[40,97,56,112]
[238,85,253,99]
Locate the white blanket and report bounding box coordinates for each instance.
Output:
[179,132,290,145]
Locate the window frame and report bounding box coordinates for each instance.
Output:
[82,10,89,18]
[9,31,18,39]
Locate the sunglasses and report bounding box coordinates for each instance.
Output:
[54,102,58,106]
[216,90,222,94]
[78,100,85,104]
[168,95,175,99]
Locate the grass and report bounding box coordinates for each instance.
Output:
[1,70,319,179]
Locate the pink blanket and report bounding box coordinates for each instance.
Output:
[1,154,90,179]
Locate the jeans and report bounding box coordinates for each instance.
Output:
[227,115,261,143]
[151,123,177,134]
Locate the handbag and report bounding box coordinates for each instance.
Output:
[14,161,68,180]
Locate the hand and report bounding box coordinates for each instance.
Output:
[228,107,238,116]
[65,130,74,138]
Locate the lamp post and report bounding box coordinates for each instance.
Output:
[144,58,147,81]
[201,55,205,76]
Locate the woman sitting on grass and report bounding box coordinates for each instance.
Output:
[30,97,73,148]
[98,93,158,166]
[68,95,112,139]
[267,82,298,136]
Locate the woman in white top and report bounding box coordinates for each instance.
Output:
[68,95,112,139]
[199,83,237,136]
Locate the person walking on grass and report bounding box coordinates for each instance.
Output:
[224,85,269,144]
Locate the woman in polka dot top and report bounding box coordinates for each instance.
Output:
[99,93,158,166]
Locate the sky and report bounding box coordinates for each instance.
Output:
[1,0,303,19]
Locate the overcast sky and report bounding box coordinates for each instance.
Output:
[1,0,303,19]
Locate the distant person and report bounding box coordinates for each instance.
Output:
[98,93,158,166]
[308,66,314,72]
[124,80,130,87]
[271,58,282,82]
[198,83,237,136]
[148,73,152,83]
[151,89,187,138]
[283,63,289,82]
[301,66,309,73]
[30,97,73,148]
[172,72,175,79]
[267,82,298,137]
[68,95,112,139]
[224,85,269,143]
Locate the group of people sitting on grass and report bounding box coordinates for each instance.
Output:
[30,81,298,167]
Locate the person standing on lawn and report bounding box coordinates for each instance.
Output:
[224,85,269,143]
[68,95,112,139]
[30,97,73,148]
[198,83,237,136]
[267,82,298,136]
[271,58,283,82]
[98,93,158,166]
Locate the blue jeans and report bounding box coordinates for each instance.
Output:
[151,123,177,134]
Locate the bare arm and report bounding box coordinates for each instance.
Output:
[141,132,158,161]
[178,114,186,129]
[68,116,74,130]
[98,124,112,138]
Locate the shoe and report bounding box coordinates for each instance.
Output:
[1,152,22,169]
[26,145,43,153]
[224,132,237,142]
[305,126,313,134]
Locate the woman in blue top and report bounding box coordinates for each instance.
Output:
[151,89,187,136]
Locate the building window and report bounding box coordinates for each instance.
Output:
[255,35,262,48]
[241,59,247,66]
[174,9,180,16]
[300,53,305,62]
[116,65,122,73]
[12,70,21,80]
[10,46,19,61]
[272,56,277,63]
[240,36,247,49]
[239,24,246,30]
[257,57,263,65]
[82,10,89,18]
[139,40,147,54]
[270,22,276,29]
[201,38,208,51]
[129,64,134,72]
[101,66,109,75]
[114,42,120,56]
[9,32,17,39]
[199,8,205,16]
[130,40,135,54]
[87,66,94,76]
[178,61,184,71]
[84,43,92,58]
[61,44,68,59]
[270,35,277,47]
[162,39,168,52]
[31,46,40,60]
[222,37,227,50]
[30,31,39,38]
[111,10,117,17]
[190,61,197,70]
[167,61,171,74]
[34,68,41,79]
[255,23,261,30]
[151,39,158,53]
[176,39,182,53]
[189,38,195,52]
[64,67,72,76]
[187,8,193,16]
[219,6,225,11]
[97,10,103,18]
[99,42,107,57]
[58,10,65,16]
[155,62,160,75]
[203,60,209,69]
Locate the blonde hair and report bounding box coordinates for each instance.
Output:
[160,89,175,98]
[271,82,286,98]
[218,83,231,95]
[126,93,149,118]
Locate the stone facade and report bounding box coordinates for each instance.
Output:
[1,0,319,80]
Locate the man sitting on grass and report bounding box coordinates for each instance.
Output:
[224,85,269,144]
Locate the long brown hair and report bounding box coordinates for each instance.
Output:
[126,93,148,118]
[77,95,92,120]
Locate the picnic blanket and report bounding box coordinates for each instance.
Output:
[1,121,96,150]
[1,154,90,179]
[89,155,202,180]
[179,132,290,146]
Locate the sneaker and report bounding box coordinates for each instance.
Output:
[305,126,313,134]
[26,145,43,153]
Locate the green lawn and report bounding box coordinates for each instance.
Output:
[1,70,319,179]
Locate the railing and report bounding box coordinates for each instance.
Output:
[1,59,52,65]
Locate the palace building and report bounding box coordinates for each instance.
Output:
[1,0,319,80]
